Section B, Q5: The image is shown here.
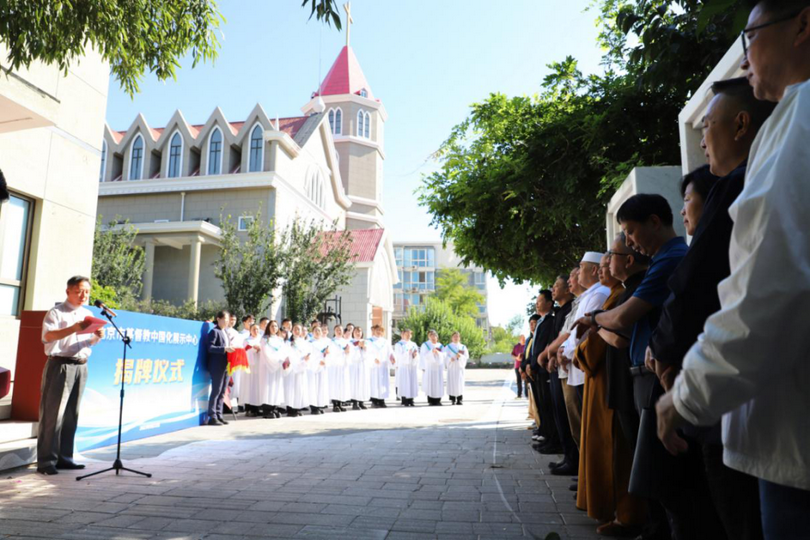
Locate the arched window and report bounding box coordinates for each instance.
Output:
[360,88,368,98]
[328,109,335,133]
[208,127,222,175]
[129,135,144,180]
[357,110,365,138]
[99,140,106,182]
[167,131,183,178]
[334,108,342,135]
[364,112,371,138]
[249,124,263,172]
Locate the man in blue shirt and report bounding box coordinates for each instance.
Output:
[574,194,709,540]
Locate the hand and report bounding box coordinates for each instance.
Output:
[526,365,533,378]
[432,349,439,356]
[411,351,418,359]
[320,361,326,366]
[253,345,261,352]
[549,357,558,371]
[93,328,104,340]
[344,346,351,354]
[304,354,310,361]
[520,372,527,381]
[645,347,655,372]
[75,319,92,332]
[655,361,678,392]
[375,359,381,365]
[224,346,235,353]
[656,391,689,455]
[324,349,330,356]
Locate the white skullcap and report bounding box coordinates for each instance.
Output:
[581,251,604,264]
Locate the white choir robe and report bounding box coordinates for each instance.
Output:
[420,342,446,399]
[348,341,371,401]
[445,343,469,397]
[368,337,393,400]
[258,336,286,407]
[228,328,247,404]
[310,338,332,407]
[283,339,310,409]
[241,336,262,407]
[394,340,420,399]
[329,338,351,401]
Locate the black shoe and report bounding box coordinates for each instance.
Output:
[216,416,229,425]
[450,397,457,404]
[37,466,58,475]
[551,463,578,476]
[274,409,282,418]
[56,461,85,470]
[380,401,387,408]
[207,417,223,426]
[352,402,360,410]
[358,402,367,410]
[318,408,325,414]
[568,483,578,491]
[338,405,347,412]
[548,461,563,469]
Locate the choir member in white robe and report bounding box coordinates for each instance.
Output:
[348,326,371,409]
[445,332,469,405]
[368,325,394,408]
[394,329,420,406]
[420,330,447,405]
[309,327,331,413]
[241,324,262,416]
[329,325,351,411]
[283,324,310,417]
[258,320,286,418]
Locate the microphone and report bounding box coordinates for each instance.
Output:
[94,299,118,318]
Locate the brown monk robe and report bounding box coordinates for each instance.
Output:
[574,280,644,527]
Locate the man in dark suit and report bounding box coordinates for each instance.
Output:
[528,290,559,454]
[206,311,234,426]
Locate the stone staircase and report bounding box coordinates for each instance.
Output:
[0,395,38,472]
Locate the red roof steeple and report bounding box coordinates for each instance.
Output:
[314,46,375,100]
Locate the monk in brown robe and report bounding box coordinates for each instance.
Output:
[573,254,645,531]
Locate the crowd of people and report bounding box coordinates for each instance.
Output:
[510,2,810,537]
[204,315,470,424]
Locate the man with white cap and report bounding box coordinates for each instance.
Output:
[554,251,610,475]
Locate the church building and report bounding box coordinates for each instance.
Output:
[95,37,397,330]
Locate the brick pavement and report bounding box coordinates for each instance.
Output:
[0,370,601,540]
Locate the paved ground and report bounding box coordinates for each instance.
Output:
[0,370,601,540]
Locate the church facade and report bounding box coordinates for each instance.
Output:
[96,45,396,330]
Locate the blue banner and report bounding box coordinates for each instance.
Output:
[75,307,211,452]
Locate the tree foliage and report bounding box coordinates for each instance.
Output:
[281,220,355,324]
[398,297,486,360]
[435,268,484,319]
[91,216,145,305]
[214,209,284,321]
[0,0,348,97]
[419,0,744,285]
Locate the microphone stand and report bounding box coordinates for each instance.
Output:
[77,307,151,481]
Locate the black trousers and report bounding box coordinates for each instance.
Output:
[534,370,559,446]
[703,440,763,540]
[549,371,578,466]
[207,356,229,418]
[37,358,87,468]
[632,372,726,540]
[514,368,527,397]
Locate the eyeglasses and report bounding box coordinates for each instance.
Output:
[741,11,803,59]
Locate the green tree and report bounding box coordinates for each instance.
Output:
[91,216,145,305]
[214,209,285,321]
[487,325,520,354]
[435,268,485,319]
[281,219,355,324]
[398,297,486,360]
[0,0,347,97]
[419,0,745,285]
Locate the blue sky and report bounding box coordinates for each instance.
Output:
[105,0,606,328]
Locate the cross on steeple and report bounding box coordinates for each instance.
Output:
[343,2,354,47]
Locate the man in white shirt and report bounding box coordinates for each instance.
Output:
[37,276,104,475]
[657,1,810,536]
[559,253,610,456]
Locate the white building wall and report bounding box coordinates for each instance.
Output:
[338,268,372,330]
[0,45,109,415]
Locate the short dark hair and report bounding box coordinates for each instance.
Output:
[67,275,90,288]
[216,310,230,320]
[281,318,291,324]
[680,165,717,201]
[258,317,269,324]
[538,289,553,303]
[242,314,254,323]
[400,327,412,334]
[529,314,541,323]
[711,77,777,130]
[556,275,570,288]
[747,0,810,17]
[616,194,674,227]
